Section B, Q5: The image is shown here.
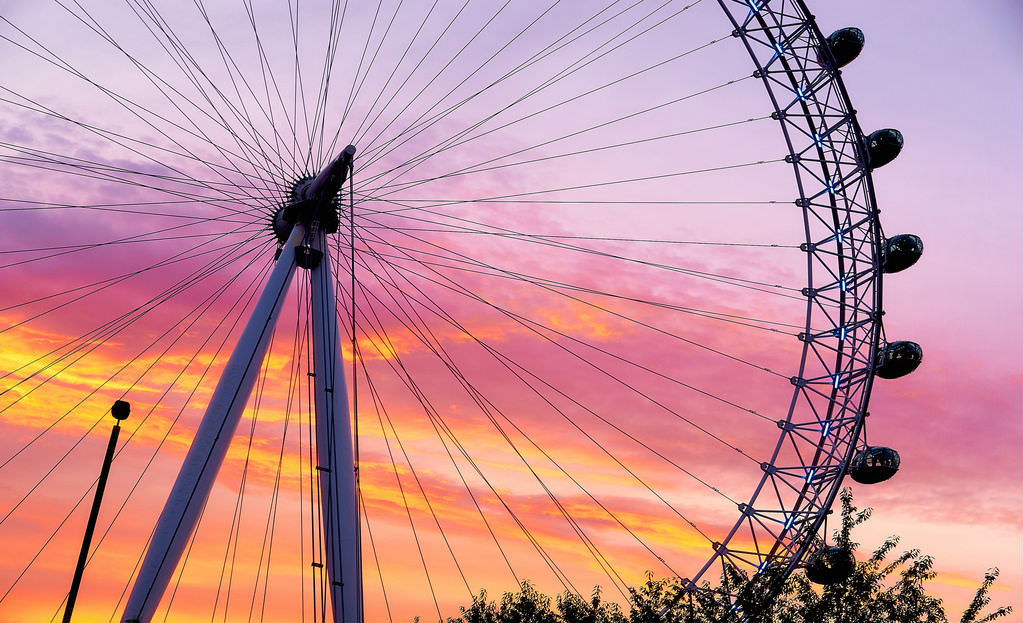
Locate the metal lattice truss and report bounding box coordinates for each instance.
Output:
[687,0,887,597]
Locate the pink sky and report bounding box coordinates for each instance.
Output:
[0,1,1020,621]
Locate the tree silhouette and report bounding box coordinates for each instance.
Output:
[448,489,1012,623]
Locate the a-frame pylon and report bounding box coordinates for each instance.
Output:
[122,147,361,623]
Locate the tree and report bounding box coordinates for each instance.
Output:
[556,587,626,623]
[778,488,947,623]
[960,569,1013,623]
[449,489,1012,623]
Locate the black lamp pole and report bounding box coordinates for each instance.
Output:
[62,400,130,623]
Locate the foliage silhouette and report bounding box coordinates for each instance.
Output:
[447,489,1011,623]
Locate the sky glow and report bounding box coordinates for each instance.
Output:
[0,1,1020,621]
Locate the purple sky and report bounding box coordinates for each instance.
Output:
[0,1,1019,620]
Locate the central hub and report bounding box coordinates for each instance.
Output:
[290,176,314,203]
[271,144,356,244]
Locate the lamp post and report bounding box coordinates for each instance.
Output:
[62,400,130,623]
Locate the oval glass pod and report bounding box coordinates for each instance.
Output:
[849,446,901,484]
[825,27,865,68]
[883,234,923,273]
[875,340,922,379]
[806,546,856,585]
[866,128,903,169]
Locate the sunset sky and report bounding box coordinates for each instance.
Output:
[0,1,1019,621]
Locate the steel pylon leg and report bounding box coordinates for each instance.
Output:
[122,145,360,622]
[309,229,361,622]
[121,225,305,623]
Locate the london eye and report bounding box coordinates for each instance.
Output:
[0,1,923,620]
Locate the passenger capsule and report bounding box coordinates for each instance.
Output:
[875,341,923,379]
[806,546,856,585]
[883,234,924,273]
[849,446,900,484]
[865,129,903,169]
[824,27,865,68]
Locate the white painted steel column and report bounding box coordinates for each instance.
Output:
[309,229,361,622]
[122,225,305,623]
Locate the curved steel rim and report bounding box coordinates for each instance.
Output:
[687,0,889,601]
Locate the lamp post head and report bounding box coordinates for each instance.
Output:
[111,400,131,421]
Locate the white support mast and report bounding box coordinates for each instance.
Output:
[122,147,360,623]
[122,225,304,622]
[309,227,361,622]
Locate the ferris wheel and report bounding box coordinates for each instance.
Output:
[0,1,924,621]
